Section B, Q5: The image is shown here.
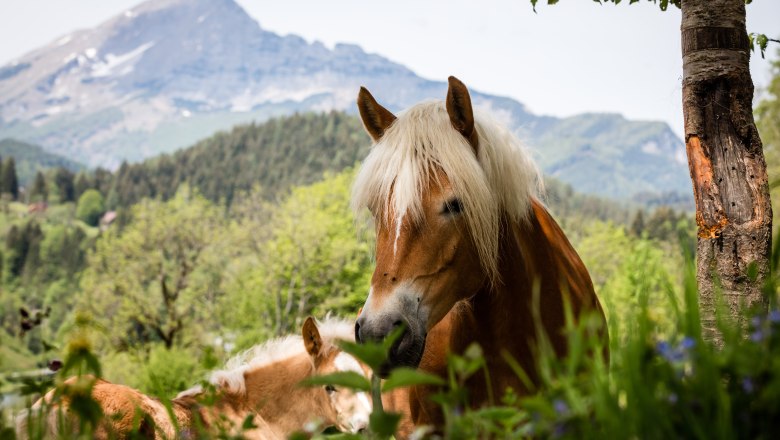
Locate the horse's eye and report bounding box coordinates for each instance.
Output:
[442,198,463,215]
[325,385,336,394]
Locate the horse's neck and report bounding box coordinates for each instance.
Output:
[448,199,599,381]
[408,201,603,426]
[240,355,323,435]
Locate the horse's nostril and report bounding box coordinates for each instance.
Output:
[354,321,361,343]
[358,428,367,434]
[392,320,403,329]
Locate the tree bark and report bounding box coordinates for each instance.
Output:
[681,0,772,342]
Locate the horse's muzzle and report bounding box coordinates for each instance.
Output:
[355,314,426,377]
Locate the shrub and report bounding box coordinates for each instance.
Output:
[75,190,104,227]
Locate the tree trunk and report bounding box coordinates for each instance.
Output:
[681,0,772,342]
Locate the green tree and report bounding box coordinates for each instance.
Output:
[76,189,105,227]
[1,157,19,200]
[4,221,43,279]
[223,170,373,340]
[74,173,91,199]
[54,167,76,202]
[574,220,681,336]
[29,171,48,203]
[78,189,230,350]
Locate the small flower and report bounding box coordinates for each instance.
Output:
[553,399,569,416]
[667,393,678,404]
[680,337,695,350]
[742,377,755,394]
[552,422,567,438]
[656,341,672,358]
[769,310,780,324]
[750,330,764,342]
[751,315,763,328]
[656,340,686,362]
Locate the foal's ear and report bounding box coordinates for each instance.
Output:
[357,87,397,142]
[302,317,323,357]
[446,76,478,152]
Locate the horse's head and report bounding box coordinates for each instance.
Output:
[352,77,534,373]
[302,317,371,434]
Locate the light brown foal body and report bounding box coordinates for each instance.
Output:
[353,77,606,435]
[19,318,371,439]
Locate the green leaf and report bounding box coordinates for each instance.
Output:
[300,371,371,392]
[338,324,406,371]
[381,368,445,392]
[338,340,387,371]
[369,411,402,438]
[241,414,258,430]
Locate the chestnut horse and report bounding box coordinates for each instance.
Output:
[18,318,371,439]
[353,77,607,431]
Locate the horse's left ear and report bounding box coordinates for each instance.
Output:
[357,87,397,142]
[446,76,478,152]
[302,317,323,357]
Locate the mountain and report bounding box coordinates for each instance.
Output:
[0,138,84,186]
[0,0,691,203]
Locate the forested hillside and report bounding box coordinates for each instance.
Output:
[0,138,83,186]
[107,112,370,207]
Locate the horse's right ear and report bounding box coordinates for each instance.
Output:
[302,317,323,357]
[357,87,396,142]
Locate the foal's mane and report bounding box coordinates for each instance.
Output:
[351,100,542,282]
[205,318,354,395]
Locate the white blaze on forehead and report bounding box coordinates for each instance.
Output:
[393,211,405,256]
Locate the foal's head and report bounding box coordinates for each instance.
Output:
[352,77,541,372]
[209,318,371,434]
[301,317,371,434]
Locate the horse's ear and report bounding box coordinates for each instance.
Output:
[302,317,323,357]
[357,87,396,142]
[446,76,478,152]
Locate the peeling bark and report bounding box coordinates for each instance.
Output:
[682,0,771,342]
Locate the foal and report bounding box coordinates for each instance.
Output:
[18,317,371,439]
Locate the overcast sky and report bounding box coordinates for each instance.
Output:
[0,0,777,138]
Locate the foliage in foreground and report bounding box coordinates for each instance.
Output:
[4,247,780,439]
[315,252,780,439]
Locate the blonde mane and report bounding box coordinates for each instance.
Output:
[205,318,355,395]
[351,100,542,282]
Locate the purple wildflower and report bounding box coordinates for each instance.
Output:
[750,330,764,342]
[552,423,568,438]
[742,377,755,394]
[553,399,569,416]
[680,337,695,350]
[657,340,687,362]
[769,310,780,324]
[656,341,672,359]
[751,315,763,328]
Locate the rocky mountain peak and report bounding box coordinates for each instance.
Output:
[0,0,690,202]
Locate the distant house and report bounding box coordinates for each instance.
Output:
[27,202,47,214]
[99,211,117,230]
